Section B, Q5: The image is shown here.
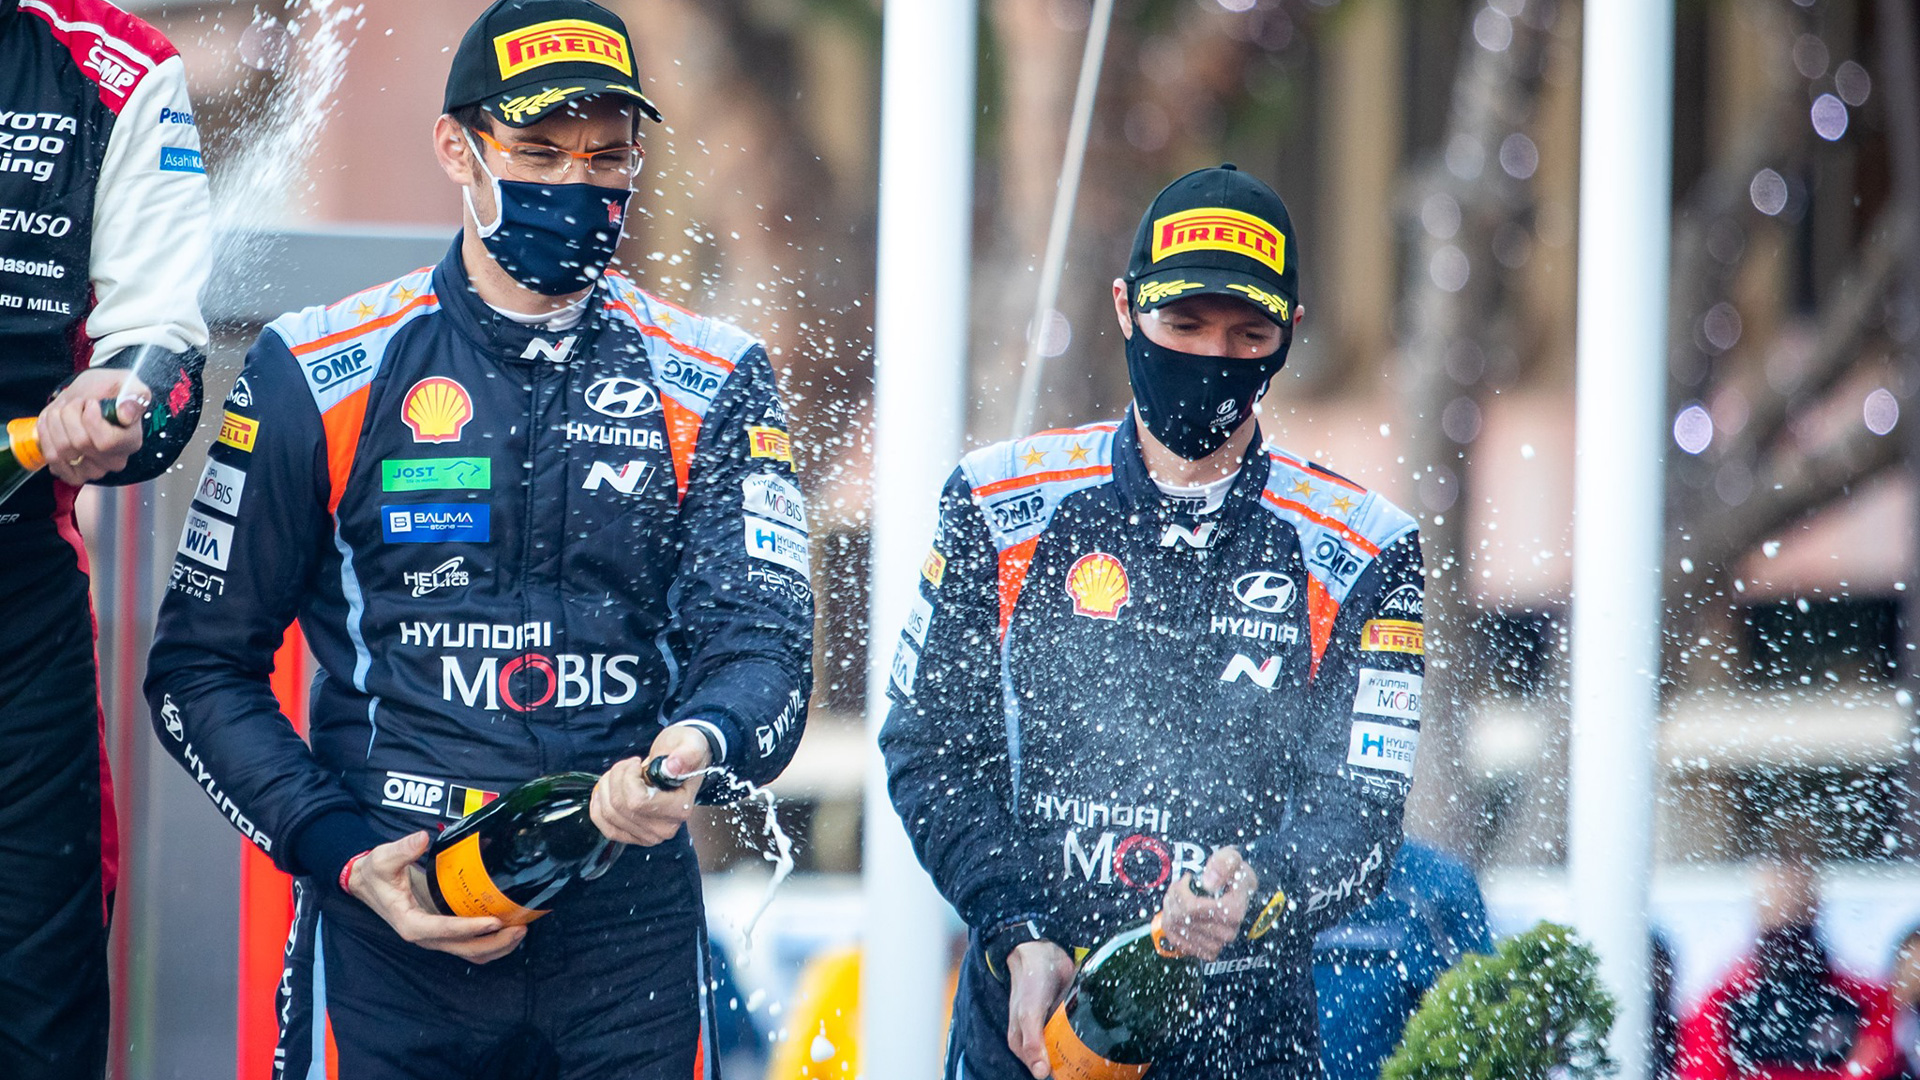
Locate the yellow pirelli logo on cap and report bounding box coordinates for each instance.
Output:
[216,410,258,452]
[1151,207,1287,277]
[494,18,632,80]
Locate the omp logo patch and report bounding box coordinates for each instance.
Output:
[494,19,632,79]
[1150,207,1287,276]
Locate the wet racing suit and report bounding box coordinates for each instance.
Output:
[0,0,208,1074]
[882,417,1423,1079]
[145,242,811,1079]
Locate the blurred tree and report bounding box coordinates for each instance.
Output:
[1382,921,1616,1080]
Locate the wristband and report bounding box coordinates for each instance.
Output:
[982,917,1052,984]
[339,850,371,895]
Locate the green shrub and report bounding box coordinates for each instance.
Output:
[1381,921,1617,1080]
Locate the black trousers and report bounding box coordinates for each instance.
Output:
[278,826,723,1079]
[0,555,109,1079]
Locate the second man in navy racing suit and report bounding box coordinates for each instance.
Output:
[144,1,810,1076]
[883,166,1424,1079]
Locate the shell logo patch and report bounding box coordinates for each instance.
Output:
[1065,551,1130,620]
[921,547,947,588]
[494,19,632,80]
[403,378,474,444]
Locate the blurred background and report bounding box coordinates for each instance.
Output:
[76,0,1920,1076]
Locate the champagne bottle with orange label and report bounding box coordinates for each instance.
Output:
[1043,914,1204,1080]
[417,761,684,926]
[0,397,125,506]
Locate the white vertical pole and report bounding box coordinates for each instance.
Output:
[1569,3,1672,1079]
[862,2,977,1078]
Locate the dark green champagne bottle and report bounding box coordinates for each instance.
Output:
[1043,915,1203,1080]
[419,771,623,926]
[0,398,124,506]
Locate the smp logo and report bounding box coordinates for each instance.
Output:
[1231,571,1296,614]
[86,42,141,96]
[584,376,659,419]
[306,344,370,387]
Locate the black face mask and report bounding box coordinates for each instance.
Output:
[1125,321,1289,460]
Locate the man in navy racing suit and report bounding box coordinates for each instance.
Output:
[882,165,1424,1079]
[0,0,209,1074]
[144,1,810,1075]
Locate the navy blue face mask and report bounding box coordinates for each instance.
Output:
[465,133,632,296]
[1125,315,1290,460]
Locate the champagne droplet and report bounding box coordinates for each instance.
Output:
[809,1023,835,1062]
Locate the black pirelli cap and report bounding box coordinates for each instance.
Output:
[1124,164,1298,326]
[444,0,662,128]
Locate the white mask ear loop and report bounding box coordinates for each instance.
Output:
[461,130,506,239]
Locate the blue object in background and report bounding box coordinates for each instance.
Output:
[1313,840,1493,1080]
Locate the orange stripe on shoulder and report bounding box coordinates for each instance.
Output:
[1306,575,1340,681]
[1261,490,1381,556]
[998,536,1040,641]
[1028,422,1120,438]
[322,384,372,516]
[972,465,1112,499]
[1269,449,1366,493]
[291,294,437,358]
[603,299,738,374]
[662,396,702,502]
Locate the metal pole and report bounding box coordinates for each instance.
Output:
[1008,0,1116,440]
[1568,2,1672,1078]
[862,2,977,1077]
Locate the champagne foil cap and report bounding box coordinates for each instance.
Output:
[7,418,44,472]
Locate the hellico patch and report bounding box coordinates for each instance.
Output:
[494,19,632,80]
[1150,206,1287,276]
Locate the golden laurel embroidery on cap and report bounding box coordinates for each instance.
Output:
[1150,206,1287,277]
[1135,278,1204,305]
[1225,282,1290,319]
[493,18,633,80]
[496,86,586,125]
